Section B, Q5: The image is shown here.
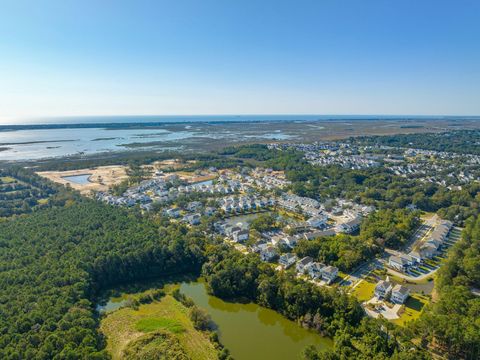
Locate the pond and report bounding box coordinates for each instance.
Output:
[180,280,332,360]
[62,174,92,185]
[96,294,129,313]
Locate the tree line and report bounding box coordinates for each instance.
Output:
[0,200,207,359]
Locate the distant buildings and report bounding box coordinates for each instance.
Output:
[183,213,201,225]
[306,214,328,228]
[295,257,338,284]
[336,217,361,234]
[407,219,453,263]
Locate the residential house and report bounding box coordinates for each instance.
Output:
[408,250,423,263]
[306,214,328,228]
[303,229,336,241]
[388,255,410,272]
[260,246,277,262]
[391,284,410,304]
[375,279,393,299]
[165,208,181,218]
[296,256,314,274]
[204,207,216,216]
[186,201,203,212]
[232,229,249,243]
[321,266,338,284]
[419,243,437,259]
[308,262,325,279]
[183,213,201,226]
[279,253,297,268]
[336,217,361,234]
[284,236,299,248]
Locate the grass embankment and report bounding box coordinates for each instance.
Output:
[392,294,429,326]
[351,280,376,302]
[100,287,218,360]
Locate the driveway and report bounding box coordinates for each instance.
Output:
[363,296,401,320]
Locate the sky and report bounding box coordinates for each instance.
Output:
[0,0,479,121]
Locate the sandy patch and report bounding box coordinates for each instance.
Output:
[37,165,128,195]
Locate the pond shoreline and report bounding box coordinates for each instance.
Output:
[97,276,332,360]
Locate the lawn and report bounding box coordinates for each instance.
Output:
[0,176,17,184]
[135,318,185,334]
[100,289,218,360]
[392,294,429,327]
[351,280,376,302]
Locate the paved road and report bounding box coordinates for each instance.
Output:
[339,257,384,287]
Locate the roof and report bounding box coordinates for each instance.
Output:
[298,256,314,265]
[376,280,393,291]
[344,217,361,227]
[409,250,421,258]
[392,284,410,295]
[323,265,338,274]
[389,256,408,265]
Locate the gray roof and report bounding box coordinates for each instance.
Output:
[298,256,314,265]
[392,284,410,295]
[390,255,409,265]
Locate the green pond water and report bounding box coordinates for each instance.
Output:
[180,281,332,360]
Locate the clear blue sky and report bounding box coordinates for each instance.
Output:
[1,0,479,120]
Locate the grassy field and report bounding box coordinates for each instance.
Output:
[100,289,218,360]
[0,176,17,184]
[351,280,376,302]
[392,293,429,327]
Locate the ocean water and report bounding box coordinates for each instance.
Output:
[0,127,205,160]
[0,114,449,126]
[0,115,474,161]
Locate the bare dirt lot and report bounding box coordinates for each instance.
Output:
[37,165,128,195]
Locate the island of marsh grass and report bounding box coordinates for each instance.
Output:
[100,285,219,360]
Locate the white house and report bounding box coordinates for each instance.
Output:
[335,217,361,234]
[183,213,201,225]
[420,243,437,259]
[306,214,328,229]
[321,266,338,284]
[391,284,410,304]
[279,253,297,268]
[165,208,181,218]
[375,279,393,299]
[388,255,411,272]
[186,201,203,212]
[232,229,249,243]
[260,246,277,262]
[408,250,423,263]
[296,256,314,274]
[303,229,336,241]
[283,236,298,248]
[204,207,216,216]
[308,262,325,279]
